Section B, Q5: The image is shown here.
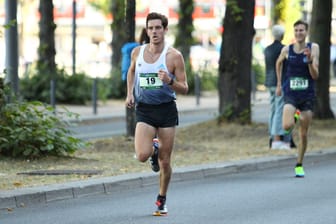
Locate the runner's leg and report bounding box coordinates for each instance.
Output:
[282,104,296,132]
[157,127,175,196]
[297,110,313,164]
[134,122,157,162]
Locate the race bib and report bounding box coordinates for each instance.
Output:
[290,77,308,90]
[139,73,163,89]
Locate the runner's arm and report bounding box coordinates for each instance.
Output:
[307,43,319,80]
[125,47,140,108]
[167,49,189,95]
[275,46,288,96]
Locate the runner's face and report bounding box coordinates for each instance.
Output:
[146,19,166,44]
[294,24,307,43]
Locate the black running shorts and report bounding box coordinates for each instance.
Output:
[284,96,315,112]
[136,101,179,128]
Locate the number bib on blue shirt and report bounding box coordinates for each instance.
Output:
[290,77,309,90]
[139,73,163,89]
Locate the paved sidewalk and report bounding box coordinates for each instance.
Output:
[58,78,336,120]
[57,91,269,122]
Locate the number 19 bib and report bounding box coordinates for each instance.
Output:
[139,73,163,89]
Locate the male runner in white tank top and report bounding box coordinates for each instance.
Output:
[125,12,188,216]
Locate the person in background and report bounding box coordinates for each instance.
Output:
[264,24,292,150]
[121,28,149,82]
[276,20,319,177]
[125,12,188,215]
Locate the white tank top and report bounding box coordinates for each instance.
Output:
[134,44,176,105]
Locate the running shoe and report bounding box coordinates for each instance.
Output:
[153,195,168,216]
[294,110,301,123]
[149,138,160,172]
[271,141,290,150]
[295,165,305,178]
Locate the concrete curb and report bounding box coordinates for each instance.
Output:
[1,147,335,210]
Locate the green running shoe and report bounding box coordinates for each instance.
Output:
[295,166,305,178]
[294,110,300,123]
[284,127,294,135]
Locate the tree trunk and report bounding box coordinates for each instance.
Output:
[125,0,136,43]
[110,0,126,72]
[218,0,255,124]
[38,0,56,107]
[175,0,194,60]
[38,0,56,73]
[309,0,334,119]
[125,0,136,137]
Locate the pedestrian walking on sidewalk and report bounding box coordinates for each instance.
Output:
[276,20,319,177]
[125,12,188,215]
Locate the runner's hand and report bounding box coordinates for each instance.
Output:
[126,95,135,108]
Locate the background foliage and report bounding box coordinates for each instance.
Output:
[0,77,88,158]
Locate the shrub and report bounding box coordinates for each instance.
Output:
[0,99,88,158]
[60,73,92,104]
[20,67,94,105]
[199,69,218,91]
[252,62,265,85]
[190,66,218,95]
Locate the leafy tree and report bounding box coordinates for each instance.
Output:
[309,0,334,119]
[275,0,302,43]
[87,0,137,136]
[217,0,255,124]
[271,0,282,24]
[88,0,110,15]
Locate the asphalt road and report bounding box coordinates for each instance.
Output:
[2,153,336,224]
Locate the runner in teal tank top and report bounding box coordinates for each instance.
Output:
[276,20,319,178]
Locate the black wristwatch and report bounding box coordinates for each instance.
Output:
[168,77,175,85]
